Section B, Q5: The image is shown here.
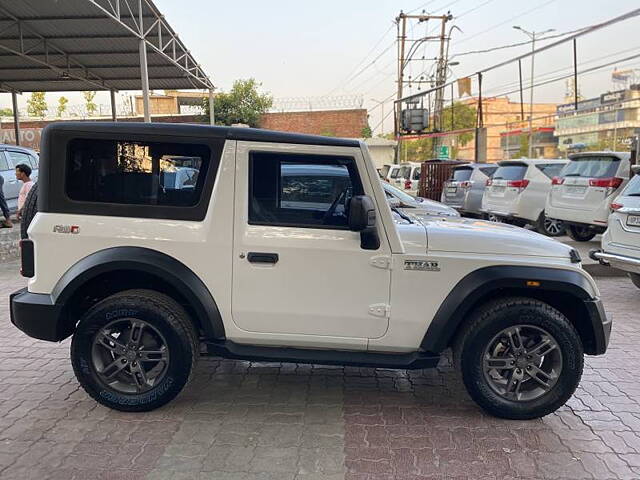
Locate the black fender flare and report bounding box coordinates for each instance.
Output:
[52,246,225,339]
[420,265,597,353]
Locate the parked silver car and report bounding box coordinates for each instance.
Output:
[591,166,640,288]
[441,163,497,217]
[0,145,39,214]
[382,181,460,218]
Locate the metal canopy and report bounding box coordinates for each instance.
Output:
[0,0,214,93]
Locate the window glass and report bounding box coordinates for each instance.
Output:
[412,168,421,180]
[0,152,8,171]
[492,164,527,181]
[536,163,565,179]
[561,156,619,178]
[398,166,411,179]
[623,174,640,196]
[66,139,210,206]
[249,152,361,229]
[6,151,32,169]
[29,154,39,169]
[479,166,498,178]
[380,165,390,178]
[389,167,401,179]
[452,167,473,181]
[382,182,418,206]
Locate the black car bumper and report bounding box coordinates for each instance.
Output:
[10,288,67,342]
[585,297,611,355]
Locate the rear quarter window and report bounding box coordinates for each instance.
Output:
[478,166,498,178]
[536,163,565,179]
[623,174,640,196]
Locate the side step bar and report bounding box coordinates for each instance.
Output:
[204,340,441,370]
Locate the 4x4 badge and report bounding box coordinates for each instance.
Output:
[404,260,439,271]
[53,225,80,234]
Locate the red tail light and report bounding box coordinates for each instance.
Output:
[507,179,530,189]
[589,177,623,188]
[486,179,493,186]
[404,179,412,190]
[552,176,564,185]
[611,202,624,211]
[460,181,472,189]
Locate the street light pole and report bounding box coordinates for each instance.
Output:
[513,26,554,158]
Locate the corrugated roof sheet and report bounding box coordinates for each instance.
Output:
[0,0,213,92]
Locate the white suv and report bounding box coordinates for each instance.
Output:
[10,122,610,420]
[481,159,568,236]
[395,162,421,195]
[546,152,631,241]
[441,163,497,217]
[591,167,640,288]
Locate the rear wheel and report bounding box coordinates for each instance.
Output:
[629,273,640,289]
[71,289,199,412]
[485,213,503,223]
[537,212,566,237]
[454,297,583,419]
[567,224,596,242]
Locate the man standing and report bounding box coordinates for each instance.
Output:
[15,163,33,220]
[0,175,11,228]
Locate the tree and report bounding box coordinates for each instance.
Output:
[0,107,12,117]
[516,134,529,158]
[57,96,69,117]
[83,91,97,116]
[361,125,373,138]
[202,78,273,127]
[27,92,47,118]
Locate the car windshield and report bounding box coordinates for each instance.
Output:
[389,167,401,179]
[383,182,418,205]
[623,174,640,196]
[398,166,412,179]
[412,168,421,180]
[492,164,527,180]
[561,156,619,178]
[452,168,472,181]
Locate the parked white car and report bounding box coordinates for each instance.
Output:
[0,145,39,214]
[441,163,497,217]
[394,162,421,195]
[382,181,460,218]
[12,122,610,420]
[379,163,402,183]
[591,166,640,287]
[546,152,631,241]
[481,159,568,236]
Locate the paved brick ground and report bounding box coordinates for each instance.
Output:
[1,261,640,479]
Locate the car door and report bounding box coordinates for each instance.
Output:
[232,141,392,343]
[609,174,640,250]
[0,150,20,210]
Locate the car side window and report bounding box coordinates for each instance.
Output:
[249,152,363,229]
[0,152,8,171]
[536,163,565,179]
[6,151,31,169]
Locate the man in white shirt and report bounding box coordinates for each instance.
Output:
[15,163,34,220]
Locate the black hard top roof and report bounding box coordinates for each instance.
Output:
[42,122,361,148]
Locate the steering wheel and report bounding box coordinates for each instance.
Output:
[322,187,350,224]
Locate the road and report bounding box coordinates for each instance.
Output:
[1,261,639,479]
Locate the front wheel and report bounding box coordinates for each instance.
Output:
[537,213,566,237]
[71,289,199,412]
[567,224,596,242]
[455,297,583,419]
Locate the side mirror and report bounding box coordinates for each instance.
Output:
[349,195,380,250]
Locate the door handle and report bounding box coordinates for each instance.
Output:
[247,252,279,264]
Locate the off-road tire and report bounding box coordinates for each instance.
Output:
[629,273,640,290]
[71,289,199,412]
[454,297,583,420]
[20,182,38,239]
[536,212,566,237]
[567,224,596,242]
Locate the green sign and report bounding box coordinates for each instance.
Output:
[438,145,450,159]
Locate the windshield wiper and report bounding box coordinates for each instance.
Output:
[392,206,414,223]
[626,193,640,197]
[563,173,582,177]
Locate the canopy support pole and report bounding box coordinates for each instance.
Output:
[139,39,151,122]
[208,89,215,125]
[110,90,117,121]
[11,92,20,146]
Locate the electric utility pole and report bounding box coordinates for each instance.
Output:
[395,11,452,161]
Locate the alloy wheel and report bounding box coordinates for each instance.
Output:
[544,217,564,236]
[482,325,563,401]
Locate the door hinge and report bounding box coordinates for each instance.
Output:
[368,303,391,318]
[370,255,391,269]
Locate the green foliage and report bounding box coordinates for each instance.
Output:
[203,79,273,127]
[27,92,47,118]
[83,91,97,116]
[320,128,337,137]
[361,125,372,138]
[516,134,529,158]
[57,96,69,117]
[0,107,12,117]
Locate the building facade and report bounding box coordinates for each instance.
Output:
[555,87,640,152]
[500,127,559,159]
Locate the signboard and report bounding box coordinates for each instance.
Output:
[0,128,41,150]
[438,145,450,160]
[600,90,626,104]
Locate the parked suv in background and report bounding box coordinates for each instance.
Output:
[482,159,568,236]
[546,152,630,241]
[591,166,640,288]
[441,163,497,217]
[395,162,421,195]
[11,122,610,420]
[380,163,401,183]
[0,144,39,214]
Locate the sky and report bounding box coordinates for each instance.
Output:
[3,0,640,134]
